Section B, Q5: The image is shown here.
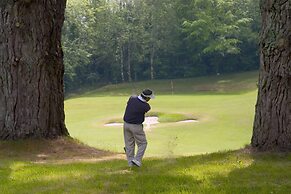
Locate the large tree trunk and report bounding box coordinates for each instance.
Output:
[0,0,69,140]
[251,0,291,150]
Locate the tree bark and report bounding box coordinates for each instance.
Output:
[150,45,155,80]
[127,43,132,82]
[149,6,155,80]
[120,45,125,82]
[0,0,69,140]
[251,0,291,150]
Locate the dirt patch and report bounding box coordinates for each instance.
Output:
[0,137,123,164]
[34,154,125,164]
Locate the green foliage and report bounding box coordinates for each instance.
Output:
[62,0,95,91]
[182,0,259,74]
[62,0,260,92]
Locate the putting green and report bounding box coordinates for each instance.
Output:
[65,91,257,157]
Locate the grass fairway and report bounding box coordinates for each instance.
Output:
[65,71,258,156]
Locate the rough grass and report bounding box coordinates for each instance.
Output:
[1,139,291,194]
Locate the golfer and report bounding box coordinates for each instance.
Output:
[123,89,155,167]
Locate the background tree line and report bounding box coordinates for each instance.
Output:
[62,0,260,92]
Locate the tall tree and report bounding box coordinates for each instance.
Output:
[252,0,291,150]
[182,0,253,75]
[0,0,69,139]
[63,0,93,91]
[62,0,260,90]
[143,0,180,80]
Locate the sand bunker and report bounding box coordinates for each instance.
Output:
[144,116,159,131]
[104,123,123,127]
[104,116,159,128]
[177,120,198,123]
[104,116,198,128]
[144,116,159,125]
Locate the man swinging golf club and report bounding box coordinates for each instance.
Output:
[123,89,155,167]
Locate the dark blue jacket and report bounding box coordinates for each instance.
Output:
[123,96,151,124]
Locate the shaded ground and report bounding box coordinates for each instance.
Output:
[0,137,124,164]
[2,145,291,194]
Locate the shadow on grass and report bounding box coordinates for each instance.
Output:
[0,137,115,162]
[1,149,291,193]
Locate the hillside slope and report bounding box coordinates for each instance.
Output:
[68,71,258,98]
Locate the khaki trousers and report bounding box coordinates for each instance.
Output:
[123,122,147,166]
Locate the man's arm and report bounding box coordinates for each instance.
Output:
[145,104,151,113]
